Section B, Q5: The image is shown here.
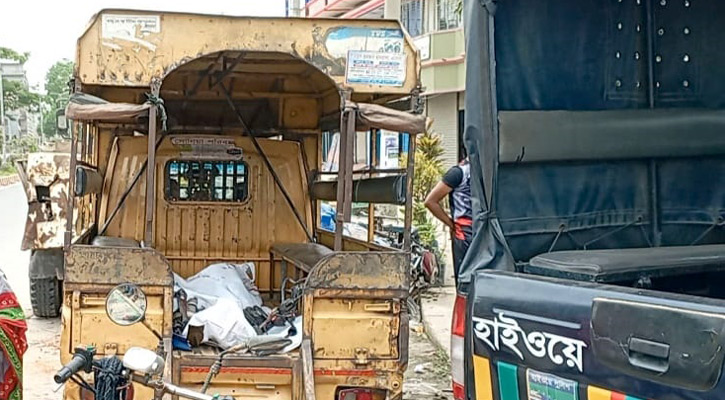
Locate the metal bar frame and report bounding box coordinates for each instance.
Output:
[367,129,378,243]
[333,109,350,251]
[403,133,416,251]
[64,121,79,250]
[219,82,315,242]
[144,84,160,245]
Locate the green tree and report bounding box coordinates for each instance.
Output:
[2,79,41,111]
[412,131,446,248]
[0,47,40,113]
[0,47,29,64]
[41,60,74,136]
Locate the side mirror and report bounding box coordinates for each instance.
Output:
[105,283,148,326]
[55,109,68,136]
[122,347,165,376]
[74,166,103,197]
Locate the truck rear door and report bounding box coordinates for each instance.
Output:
[466,271,725,400]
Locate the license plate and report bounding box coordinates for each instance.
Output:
[527,369,578,400]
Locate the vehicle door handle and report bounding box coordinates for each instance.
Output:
[628,337,670,373]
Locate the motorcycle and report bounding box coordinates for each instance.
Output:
[376,226,440,321]
[55,283,289,400]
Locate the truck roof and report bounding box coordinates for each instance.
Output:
[75,9,421,104]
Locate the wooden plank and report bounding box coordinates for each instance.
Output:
[301,339,316,400]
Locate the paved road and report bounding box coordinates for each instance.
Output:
[0,183,62,398]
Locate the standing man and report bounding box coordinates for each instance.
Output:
[424,159,472,285]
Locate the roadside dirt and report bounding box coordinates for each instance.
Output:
[404,323,453,400]
[22,320,450,399]
[24,317,62,399]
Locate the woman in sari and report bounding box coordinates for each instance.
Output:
[0,272,27,400]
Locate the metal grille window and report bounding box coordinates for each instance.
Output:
[401,0,424,37]
[165,160,248,202]
[437,0,461,31]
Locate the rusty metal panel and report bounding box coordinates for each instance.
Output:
[306,252,408,291]
[20,152,71,250]
[65,245,173,286]
[310,298,400,360]
[100,134,311,280]
[75,10,420,97]
[316,229,390,252]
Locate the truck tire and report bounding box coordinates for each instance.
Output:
[30,277,62,318]
[29,249,64,318]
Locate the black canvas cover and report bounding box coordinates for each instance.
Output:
[460,0,725,284]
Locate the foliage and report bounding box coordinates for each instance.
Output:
[455,0,463,17]
[2,79,41,112]
[44,60,73,109]
[413,131,445,203]
[0,161,15,177]
[41,60,74,136]
[0,47,29,64]
[412,131,446,249]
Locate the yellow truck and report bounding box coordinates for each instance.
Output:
[59,9,424,400]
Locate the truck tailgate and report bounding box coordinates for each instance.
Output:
[466,271,725,400]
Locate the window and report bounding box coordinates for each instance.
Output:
[437,0,461,30]
[165,160,249,202]
[401,0,424,37]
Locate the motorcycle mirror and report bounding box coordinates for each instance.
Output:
[122,347,165,376]
[106,283,148,326]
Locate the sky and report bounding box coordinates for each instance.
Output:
[0,0,287,91]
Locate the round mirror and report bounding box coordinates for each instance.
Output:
[105,283,147,326]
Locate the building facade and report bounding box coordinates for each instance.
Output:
[302,0,466,167]
[0,58,37,138]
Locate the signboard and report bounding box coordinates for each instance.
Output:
[346,51,407,87]
[414,35,431,60]
[171,137,243,160]
[326,28,404,59]
[379,131,400,169]
[102,14,161,40]
[527,369,578,400]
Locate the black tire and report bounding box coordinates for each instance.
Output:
[30,276,62,318]
[29,249,64,318]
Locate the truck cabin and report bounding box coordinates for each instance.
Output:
[60,10,423,400]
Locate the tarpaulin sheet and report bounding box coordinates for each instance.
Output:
[459,0,725,284]
[65,92,151,121]
[346,101,427,134]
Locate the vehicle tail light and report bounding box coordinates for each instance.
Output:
[337,388,386,400]
[451,293,467,400]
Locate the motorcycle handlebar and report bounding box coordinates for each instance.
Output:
[54,353,90,384]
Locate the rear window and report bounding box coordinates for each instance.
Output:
[165,160,248,202]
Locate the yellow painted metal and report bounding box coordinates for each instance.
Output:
[98,134,312,283]
[588,386,613,400]
[310,298,400,359]
[76,10,420,100]
[473,355,494,400]
[62,9,420,399]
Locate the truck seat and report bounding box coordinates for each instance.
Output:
[527,244,725,282]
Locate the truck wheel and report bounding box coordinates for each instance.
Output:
[30,277,62,318]
[29,250,64,318]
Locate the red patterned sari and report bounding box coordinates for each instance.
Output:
[0,274,27,400]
